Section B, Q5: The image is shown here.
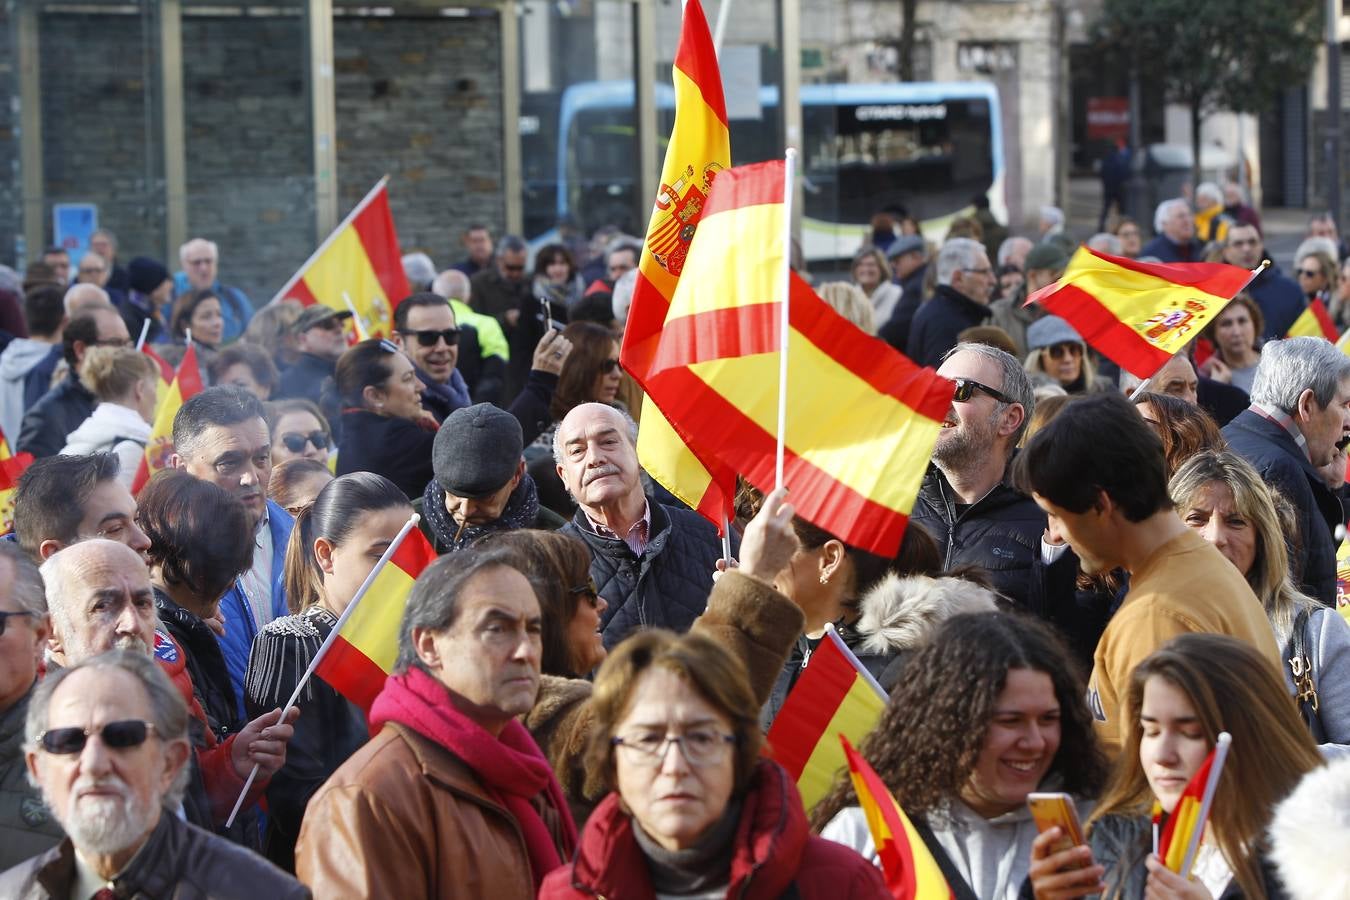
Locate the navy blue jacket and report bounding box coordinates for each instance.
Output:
[904,284,992,368]
[274,353,334,406]
[1245,266,1306,340]
[1139,234,1204,263]
[1223,409,1341,605]
[17,373,96,458]
[335,409,436,502]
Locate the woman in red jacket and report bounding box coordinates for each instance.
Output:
[538,630,889,899]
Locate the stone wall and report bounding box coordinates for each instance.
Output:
[0,3,17,268]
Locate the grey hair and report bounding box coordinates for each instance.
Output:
[936,238,986,286]
[0,542,46,617]
[552,404,638,468]
[432,269,471,302]
[395,547,533,674]
[497,234,528,255]
[1195,181,1223,207]
[1250,337,1350,414]
[1295,236,1339,266]
[997,236,1032,268]
[942,340,1036,447]
[40,539,148,653]
[401,252,437,291]
[1086,232,1123,256]
[1154,198,1190,234]
[1040,206,1064,229]
[605,237,642,262]
[178,237,218,264]
[25,650,191,804]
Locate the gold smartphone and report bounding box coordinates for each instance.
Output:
[1027,792,1086,862]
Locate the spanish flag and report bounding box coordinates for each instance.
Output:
[767,626,887,811]
[1158,733,1231,875]
[1026,248,1253,379]
[647,160,953,556]
[620,0,737,527]
[271,177,410,340]
[132,343,204,494]
[1286,297,1339,341]
[841,736,953,899]
[1336,530,1350,622]
[314,526,437,711]
[142,345,176,411]
[0,426,33,535]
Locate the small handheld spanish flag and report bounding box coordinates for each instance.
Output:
[1158,732,1232,877]
[1285,297,1339,341]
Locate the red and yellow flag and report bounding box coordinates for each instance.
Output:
[1026,248,1253,379]
[1286,297,1339,341]
[647,160,953,556]
[841,736,953,900]
[620,0,736,527]
[271,178,410,340]
[142,345,176,411]
[132,344,204,494]
[314,527,437,711]
[1157,740,1225,874]
[767,627,887,811]
[0,426,33,535]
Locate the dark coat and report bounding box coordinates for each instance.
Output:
[879,263,929,352]
[539,759,889,900]
[1140,234,1204,263]
[155,588,241,739]
[904,284,992,368]
[274,353,334,405]
[0,810,309,899]
[16,373,96,458]
[1223,409,1342,605]
[910,465,1046,609]
[335,410,437,501]
[0,684,62,872]
[1245,266,1306,340]
[21,347,60,414]
[417,362,556,448]
[562,499,735,649]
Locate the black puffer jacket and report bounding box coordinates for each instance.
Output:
[904,284,992,368]
[563,499,735,649]
[909,465,1046,609]
[16,373,96,458]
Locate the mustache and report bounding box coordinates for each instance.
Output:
[74,776,131,801]
[583,464,620,485]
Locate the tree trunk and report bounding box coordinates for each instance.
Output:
[898,0,918,81]
[1190,102,1203,199]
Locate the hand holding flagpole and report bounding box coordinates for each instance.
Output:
[1177,732,1232,877]
[775,148,797,492]
[223,513,422,828]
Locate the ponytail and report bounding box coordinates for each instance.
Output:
[282,504,323,614]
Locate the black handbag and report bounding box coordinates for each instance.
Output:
[1284,607,1328,743]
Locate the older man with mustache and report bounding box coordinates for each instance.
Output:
[0,651,307,897]
[554,403,733,648]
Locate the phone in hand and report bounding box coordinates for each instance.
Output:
[1027,792,1086,865]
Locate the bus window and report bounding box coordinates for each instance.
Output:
[567,108,641,236]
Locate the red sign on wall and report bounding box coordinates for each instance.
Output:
[1087,97,1130,142]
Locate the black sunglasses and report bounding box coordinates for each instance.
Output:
[280,430,329,454]
[951,377,1015,405]
[600,359,620,374]
[0,609,34,636]
[38,719,158,755]
[569,578,601,606]
[400,328,461,348]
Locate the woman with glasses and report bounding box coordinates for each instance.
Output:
[245,472,412,871]
[266,398,332,466]
[1025,315,1100,394]
[539,630,889,899]
[1198,295,1263,394]
[1295,249,1338,316]
[59,345,157,489]
[333,338,436,500]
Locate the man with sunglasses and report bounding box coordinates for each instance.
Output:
[910,342,1046,609]
[470,233,532,333]
[274,305,352,405]
[1,651,307,897]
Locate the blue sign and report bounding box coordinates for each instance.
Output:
[52,203,99,266]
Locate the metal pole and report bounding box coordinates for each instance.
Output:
[1328,0,1341,226]
[501,0,524,237]
[159,0,187,262]
[16,2,44,268]
[307,0,338,239]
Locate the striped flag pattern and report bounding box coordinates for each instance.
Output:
[0,426,33,535]
[132,344,204,494]
[1286,297,1339,341]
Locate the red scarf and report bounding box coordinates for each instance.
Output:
[369,668,576,887]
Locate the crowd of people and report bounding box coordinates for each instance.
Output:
[0,198,1349,900]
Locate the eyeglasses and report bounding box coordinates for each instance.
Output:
[600,359,620,374]
[280,430,329,454]
[186,258,215,267]
[569,578,601,607]
[400,328,461,348]
[961,266,994,276]
[1043,342,1084,360]
[501,263,526,274]
[78,266,106,275]
[611,729,737,768]
[1297,269,1322,279]
[378,339,401,354]
[0,609,34,636]
[951,377,1014,405]
[38,720,158,755]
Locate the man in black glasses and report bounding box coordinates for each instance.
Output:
[910,342,1045,610]
[905,237,996,368]
[469,233,532,333]
[2,651,307,897]
[274,305,352,405]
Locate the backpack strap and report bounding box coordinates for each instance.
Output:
[911,817,981,900]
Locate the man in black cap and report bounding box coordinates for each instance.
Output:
[416,402,566,553]
[274,305,352,404]
[118,256,173,346]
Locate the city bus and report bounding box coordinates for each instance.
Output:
[534,79,1005,262]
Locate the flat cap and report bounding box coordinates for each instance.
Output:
[432,403,524,498]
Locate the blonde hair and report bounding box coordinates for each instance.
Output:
[81,345,158,402]
[816,281,876,334]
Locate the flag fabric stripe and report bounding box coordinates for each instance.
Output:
[1286,297,1339,340]
[795,677,887,811]
[352,192,410,311]
[0,426,32,534]
[1034,282,1177,379]
[1158,746,1215,872]
[132,345,204,494]
[283,278,319,306]
[672,0,727,129]
[315,638,387,713]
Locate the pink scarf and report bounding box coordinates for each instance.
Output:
[369,668,577,888]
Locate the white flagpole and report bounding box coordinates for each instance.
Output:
[135,319,151,352]
[713,0,733,58]
[1177,732,1232,877]
[775,149,797,492]
[267,175,392,307]
[224,513,421,828]
[721,512,732,562]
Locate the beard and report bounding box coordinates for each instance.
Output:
[932,412,999,473]
[55,776,157,856]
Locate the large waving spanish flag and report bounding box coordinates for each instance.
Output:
[841,736,953,899]
[314,526,437,711]
[1286,297,1339,341]
[620,0,736,526]
[132,344,204,494]
[767,626,887,811]
[0,426,33,535]
[1027,248,1254,379]
[271,177,409,340]
[647,160,953,556]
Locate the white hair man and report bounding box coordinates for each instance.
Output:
[0,651,307,896]
[1038,205,1065,238]
[997,236,1034,271]
[1141,198,1202,262]
[1223,337,1350,605]
[904,237,995,367]
[175,238,253,342]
